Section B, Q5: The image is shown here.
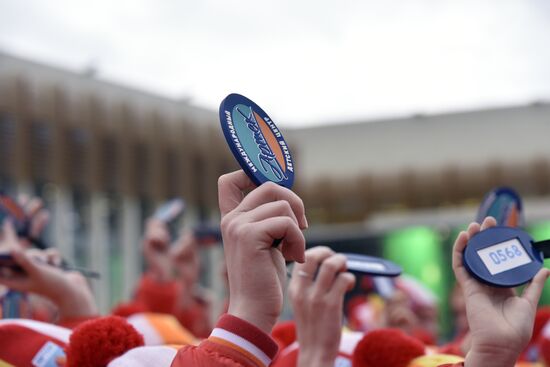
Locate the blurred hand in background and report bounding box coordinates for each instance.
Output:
[289,246,356,367]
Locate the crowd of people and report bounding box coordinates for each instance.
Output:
[1,169,550,367]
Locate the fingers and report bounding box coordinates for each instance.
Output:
[237,182,307,229]
[452,231,469,271]
[218,171,256,217]
[25,197,44,217]
[252,216,305,262]
[292,247,334,287]
[17,194,30,208]
[144,219,170,251]
[25,248,48,262]
[313,254,347,293]
[1,221,20,251]
[480,216,497,231]
[453,217,501,290]
[522,268,550,306]
[327,272,356,299]
[241,200,299,228]
[14,196,49,238]
[146,218,169,235]
[452,220,483,285]
[290,248,355,301]
[10,249,39,278]
[30,210,50,238]
[0,274,31,291]
[44,248,63,267]
[453,217,496,273]
[218,170,307,229]
[172,230,197,253]
[466,221,480,238]
[219,170,308,263]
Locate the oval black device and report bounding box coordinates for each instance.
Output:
[343,253,402,277]
[463,226,545,287]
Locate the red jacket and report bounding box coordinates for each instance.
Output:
[171,314,278,367]
[170,314,464,367]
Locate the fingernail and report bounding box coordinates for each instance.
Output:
[302,215,308,229]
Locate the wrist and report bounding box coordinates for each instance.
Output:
[148,266,173,282]
[465,345,519,367]
[228,302,277,334]
[51,281,97,319]
[298,351,335,367]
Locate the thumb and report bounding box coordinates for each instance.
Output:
[522,268,550,307]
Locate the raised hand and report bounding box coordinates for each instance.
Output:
[288,246,356,367]
[142,218,173,282]
[0,222,97,319]
[452,217,550,367]
[218,170,307,333]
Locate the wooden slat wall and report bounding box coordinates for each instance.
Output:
[13,78,33,184]
[0,76,227,217]
[1,75,549,224]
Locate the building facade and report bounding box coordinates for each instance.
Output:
[288,104,550,224]
[2,50,550,313]
[0,51,236,312]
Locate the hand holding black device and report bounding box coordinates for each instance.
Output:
[0,192,29,237]
[0,193,100,279]
[0,192,48,249]
[0,253,25,276]
[0,253,100,279]
[152,198,185,246]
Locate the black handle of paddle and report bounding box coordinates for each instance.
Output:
[533,240,550,258]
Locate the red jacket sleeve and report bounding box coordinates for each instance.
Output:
[170,314,278,367]
[133,273,212,338]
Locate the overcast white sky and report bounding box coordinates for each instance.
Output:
[1,0,549,127]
